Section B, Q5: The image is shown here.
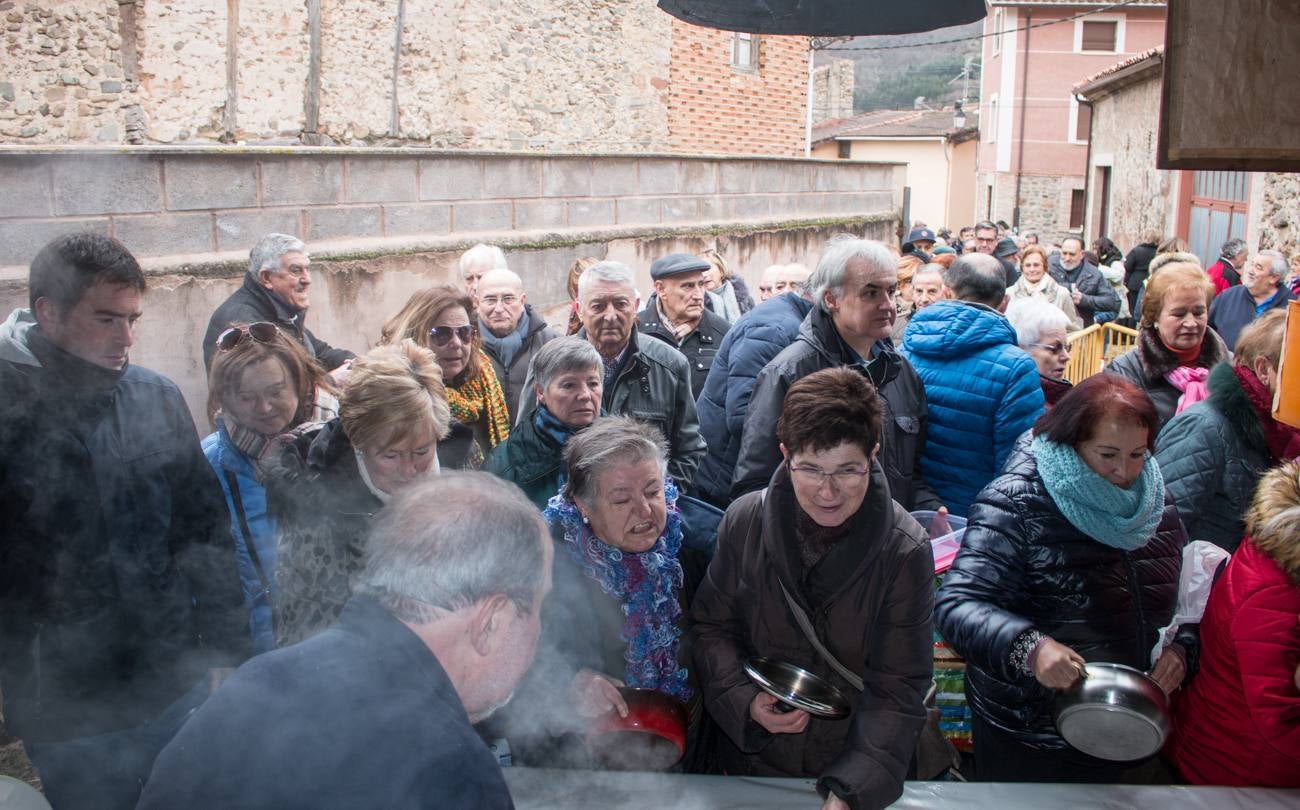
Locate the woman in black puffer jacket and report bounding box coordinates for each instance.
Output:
[935,374,1192,783]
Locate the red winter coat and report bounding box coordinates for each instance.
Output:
[1168,538,1300,786]
[1205,258,1240,297]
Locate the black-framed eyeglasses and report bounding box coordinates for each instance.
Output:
[1030,341,1069,356]
[215,322,280,352]
[428,324,476,347]
[789,465,871,488]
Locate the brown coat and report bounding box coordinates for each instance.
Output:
[690,463,933,810]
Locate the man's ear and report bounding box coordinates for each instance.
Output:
[468,594,511,657]
[257,268,276,289]
[821,289,838,313]
[942,285,956,300]
[32,296,60,328]
[653,280,665,297]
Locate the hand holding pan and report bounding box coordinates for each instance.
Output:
[744,658,852,720]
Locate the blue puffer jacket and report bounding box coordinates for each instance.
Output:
[901,301,1044,517]
[694,292,813,505]
[204,425,280,654]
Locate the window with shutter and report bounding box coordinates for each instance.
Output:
[1081,21,1117,52]
[1075,103,1092,142]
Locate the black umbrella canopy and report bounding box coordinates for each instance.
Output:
[657,0,987,36]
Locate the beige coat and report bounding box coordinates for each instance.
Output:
[1005,275,1083,330]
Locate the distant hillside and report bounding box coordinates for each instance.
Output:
[815,20,984,112]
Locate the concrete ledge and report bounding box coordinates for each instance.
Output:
[0,211,894,287]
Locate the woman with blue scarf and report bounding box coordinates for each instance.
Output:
[486,336,603,508]
[499,415,703,768]
[936,373,1192,783]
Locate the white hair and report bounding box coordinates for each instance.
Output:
[1256,250,1287,280]
[357,472,547,623]
[808,236,895,311]
[577,260,636,302]
[1005,298,1072,348]
[248,233,306,277]
[458,243,508,275]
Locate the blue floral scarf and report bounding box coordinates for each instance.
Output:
[1030,434,1165,551]
[543,480,691,701]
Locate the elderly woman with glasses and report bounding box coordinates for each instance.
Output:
[692,367,935,810]
[268,341,451,647]
[204,322,336,653]
[1005,298,1074,409]
[383,284,511,469]
[486,336,602,509]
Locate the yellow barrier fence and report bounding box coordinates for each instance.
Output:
[1063,322,1138,384]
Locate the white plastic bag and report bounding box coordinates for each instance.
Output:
[1150,540,1231,666]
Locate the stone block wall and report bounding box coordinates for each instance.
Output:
[0,147,900,423]
[811,59,854,124]
[0,0,135,142]
[659,20,809,156]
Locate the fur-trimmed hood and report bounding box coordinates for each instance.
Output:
[1245,460,1300,582]
[1135,325,1227,381]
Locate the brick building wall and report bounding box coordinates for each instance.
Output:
[666,20,808,156]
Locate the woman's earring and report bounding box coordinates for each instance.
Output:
[581,515,590,525]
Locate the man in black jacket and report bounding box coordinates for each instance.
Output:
[732,237,943,511]
[138,474,550,810]
[637,252,731,397]
[1049,235,1120,326]
[0,234,249,810]
[477,267,559,423]
[201,233,355,372]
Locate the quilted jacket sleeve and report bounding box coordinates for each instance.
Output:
[1230,588,1300,759]
[820,538,933,810]
[723,324,781,447]
[689,495,772,753]
[992,357,1045,471]
[1154,408,1222,542]
[731,363,790,498]
[935,475,1037,683]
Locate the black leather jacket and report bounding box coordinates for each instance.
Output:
[935,444,1190,748]
[731,304,942,510]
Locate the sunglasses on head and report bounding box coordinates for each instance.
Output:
[215,322,280,352]
[428,324,476,347]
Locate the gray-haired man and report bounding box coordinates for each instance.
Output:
[139,473,551,810]
[202,233,355,371]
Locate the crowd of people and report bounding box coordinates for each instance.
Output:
[0,220,1297,810]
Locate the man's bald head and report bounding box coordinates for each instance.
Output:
[476,268,527,338]
[943,253,1008,309]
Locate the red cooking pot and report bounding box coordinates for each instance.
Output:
[585,687,687,771]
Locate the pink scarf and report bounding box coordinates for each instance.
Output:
[1165,366,1211,415]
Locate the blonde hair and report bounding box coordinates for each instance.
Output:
[1233,309,1288,371]
[702,247,731,281]
[568,257,599,301]
[1021,244,1049,270]
[341,340,450,452]
[1140,260,1214,329]
[896,255,924,287]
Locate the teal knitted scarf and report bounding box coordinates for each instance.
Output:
[1030,435,1165,551]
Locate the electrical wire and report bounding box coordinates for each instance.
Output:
[818,0,1147,52]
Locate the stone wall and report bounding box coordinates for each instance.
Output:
[1,0,676,150]
[1255,173,1300,258]
[0,0,134,142]
[810,58,854,124]
[1082,73,1173,250]
[0,146,902,423]
[666,21,808,156]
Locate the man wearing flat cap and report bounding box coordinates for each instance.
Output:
[637,253,732,396]
[993,236,1021,287]
[902,226,936,262]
